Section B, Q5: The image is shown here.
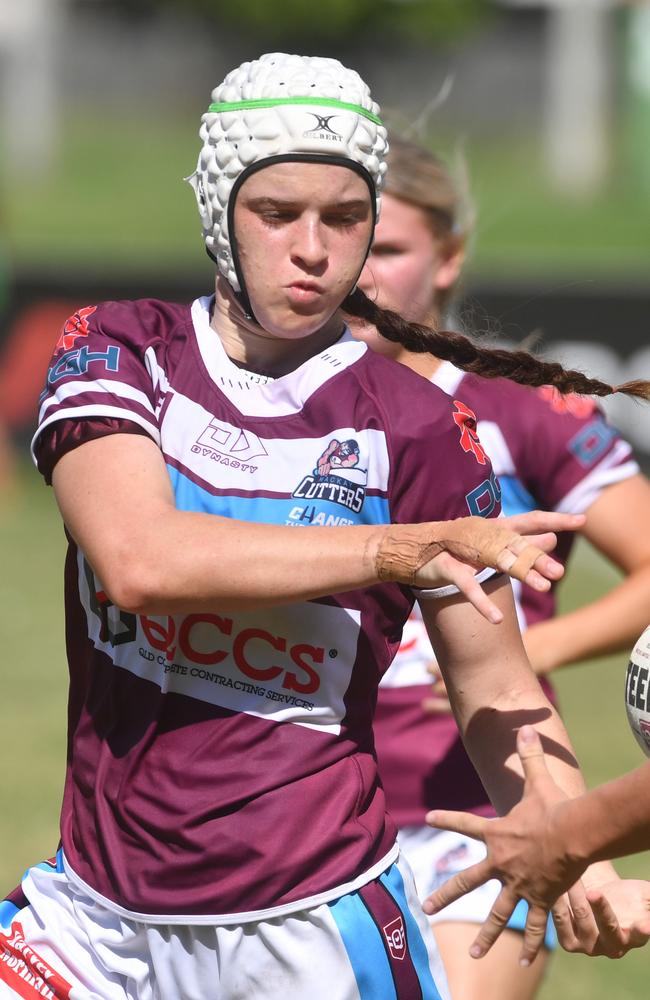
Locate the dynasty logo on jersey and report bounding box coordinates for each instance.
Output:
[292,438,368,513]
[192,418,268,472]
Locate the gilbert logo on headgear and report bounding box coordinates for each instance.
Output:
[303,113,343,141]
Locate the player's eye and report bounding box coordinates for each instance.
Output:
[370,244,403,256]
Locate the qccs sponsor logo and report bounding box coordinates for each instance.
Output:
[140,613,325,695]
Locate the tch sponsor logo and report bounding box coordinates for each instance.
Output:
[0,922,73,999]
[382,916,406,962]
[192,418,268,472]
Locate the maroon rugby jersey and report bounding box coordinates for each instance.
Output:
[375,361,639,828]
[32,299,502,922]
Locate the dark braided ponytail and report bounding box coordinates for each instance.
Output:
[343,286,650,400]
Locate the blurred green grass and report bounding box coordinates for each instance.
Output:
[4,114,650,281]
[1,460,649,995]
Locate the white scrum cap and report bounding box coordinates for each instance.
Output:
[625,624,650,757]
[188,52,388,295]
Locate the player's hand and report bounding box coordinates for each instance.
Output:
[413,511,585,625]
[422,726,586,965]
[553,878,650,958]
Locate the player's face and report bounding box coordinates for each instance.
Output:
[354,193,461,358]
[233,162,373,339]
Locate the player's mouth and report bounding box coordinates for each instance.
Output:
[285,281,325,307]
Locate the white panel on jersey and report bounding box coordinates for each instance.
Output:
[38,378,156,426]
[192,297,367,417]
[430,360,465,397]
[79,551,361,735]
[474,421,516,477]
[160,391,391,495]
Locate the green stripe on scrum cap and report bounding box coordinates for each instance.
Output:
[207,97,384,127]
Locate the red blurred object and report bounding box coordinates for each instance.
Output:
[0,301,77,431]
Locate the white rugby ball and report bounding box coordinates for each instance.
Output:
[625,624,650,757]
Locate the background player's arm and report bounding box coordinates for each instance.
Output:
[524,474,650,674]
[51,432,574,615]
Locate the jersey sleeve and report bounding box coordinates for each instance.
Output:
[515,386,638,514]
[31,303,162,479]
[388,391,503,600]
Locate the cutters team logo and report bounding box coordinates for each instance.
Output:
[54,305,97,353]
[292,438,367,513]
[537,385,596,418]
[303,113,343,141]
[382,916,406,962]
[452,399,487,465]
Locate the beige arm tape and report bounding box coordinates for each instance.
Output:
[375,518,542,587]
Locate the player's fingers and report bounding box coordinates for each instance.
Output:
[585,890,627,958]
[424,809,487,840]
[422,859,493,916]
[495,544,559,592]
[468,888,518,958]
[504,511,585,536]
[551,895,581,952]
[516,725,551,784]
[564,881,599,954]
[519,903,551,967]
[438,558,504,624]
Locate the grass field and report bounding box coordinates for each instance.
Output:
[1,460,649,996]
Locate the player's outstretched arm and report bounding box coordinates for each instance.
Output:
[521,475,650,677]
[51,432,583,616]
[423,725,650,963]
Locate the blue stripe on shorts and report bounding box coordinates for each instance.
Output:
[380,864,443,1000]
[329,887,398,1000]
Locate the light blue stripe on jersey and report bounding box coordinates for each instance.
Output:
[0,900,20,929]
[329,890,398,1000]
[498,474,537,518]
[0,850,64,929]
[380,864,442,1000]
[167,464,391,526]
[23,848,65,879]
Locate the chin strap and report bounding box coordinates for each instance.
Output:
[206,247,256,322]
